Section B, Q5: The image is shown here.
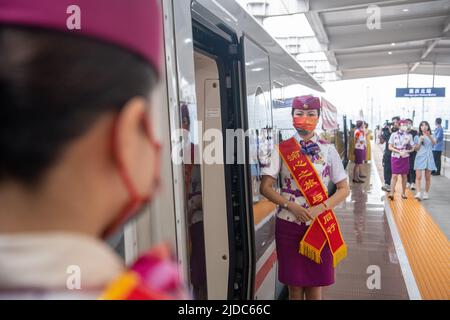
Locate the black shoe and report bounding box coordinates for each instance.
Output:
[359,175,367,178]
[353,179,364,183]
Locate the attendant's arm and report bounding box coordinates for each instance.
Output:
[309,179,350,219]
[388,143,400,153]
[260,175,312,222]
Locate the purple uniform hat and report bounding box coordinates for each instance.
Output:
[399,119,408,125]
[0,0,163,75]
[292,95,321,110]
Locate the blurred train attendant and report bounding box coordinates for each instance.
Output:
[0,0,187,299]
[388,120,416,200]
[260,95,350,300]
[414,121,437,201]
[353,120,366,183]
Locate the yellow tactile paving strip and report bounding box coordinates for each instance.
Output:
[374,145,450,300]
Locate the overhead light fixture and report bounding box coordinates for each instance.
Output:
[402,8,409,12]
[388,51,393,55]
[391,42,396,46]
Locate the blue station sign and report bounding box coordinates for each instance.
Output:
[396,87,446,98]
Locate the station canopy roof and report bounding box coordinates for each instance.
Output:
[238,0,450,82]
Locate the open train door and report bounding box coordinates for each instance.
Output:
[187,1,254,300]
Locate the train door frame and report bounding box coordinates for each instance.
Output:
[239,35,280,300]
[190,2,253,299]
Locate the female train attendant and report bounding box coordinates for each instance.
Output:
[353,120,367,183]
[0,0,186,299]
[260,95,350,300]
[414,121,437,200]
[388,119,416,200]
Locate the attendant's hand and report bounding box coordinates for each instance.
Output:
[287,202,313,223]
[309,204,326,219]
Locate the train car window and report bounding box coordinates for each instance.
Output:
[242,36,279,299]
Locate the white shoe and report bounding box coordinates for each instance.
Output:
[410,183,416,190]
[423,192,429,200]
[406,183,411,189]
[415,192,422,200]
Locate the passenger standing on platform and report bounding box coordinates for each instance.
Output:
[414,121,437,200]
[260,95,350,300]
[406,119,418,190]
[388,120,416,200]
[374,125,381,144]
[432,118,444,176]
[380,116,400,192]
[353,121,366,183]
[0,0,186,299]
[364,122,372,163]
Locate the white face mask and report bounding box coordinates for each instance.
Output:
[400,125,408,131]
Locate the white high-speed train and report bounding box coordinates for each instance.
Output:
[111,0,347,300]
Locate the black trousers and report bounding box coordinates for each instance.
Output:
[408,152,416,183]
[382,151,392,186]
[433,150,442,175]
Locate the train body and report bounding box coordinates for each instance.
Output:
[113,0,347,300]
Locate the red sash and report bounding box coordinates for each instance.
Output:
[278,137,347,267]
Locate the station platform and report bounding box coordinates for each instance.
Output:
[324,145,449,300]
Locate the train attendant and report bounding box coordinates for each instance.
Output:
[260,95,350,300]
[388,120,416,200]
[0,0,186,299]
[414,121,437,200]
[353,120,367,183]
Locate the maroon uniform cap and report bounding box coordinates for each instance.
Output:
[0,0,163,75]
[292,95,321,111]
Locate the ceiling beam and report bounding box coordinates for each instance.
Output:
[409,14,450,72]
[409,61,421,72]
[324,12,449,29]
[443,16,450,33]
[329,26,442,50]
[308,0,436,13]
[342,63,450,79]
[421,39,439,59]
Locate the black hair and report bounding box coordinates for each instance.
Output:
[0,27,158,185]
[406,118,413,123]
[418,121,431,136]
[392,116,400,121]
[436,118,442,125]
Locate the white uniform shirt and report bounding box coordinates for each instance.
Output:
[261,132,347,225]
[0,232,124,299]
[354,128,366,150]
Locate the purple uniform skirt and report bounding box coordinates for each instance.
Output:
[391,156,409,175]
[354,148,366,164]
[276,217,334,287]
